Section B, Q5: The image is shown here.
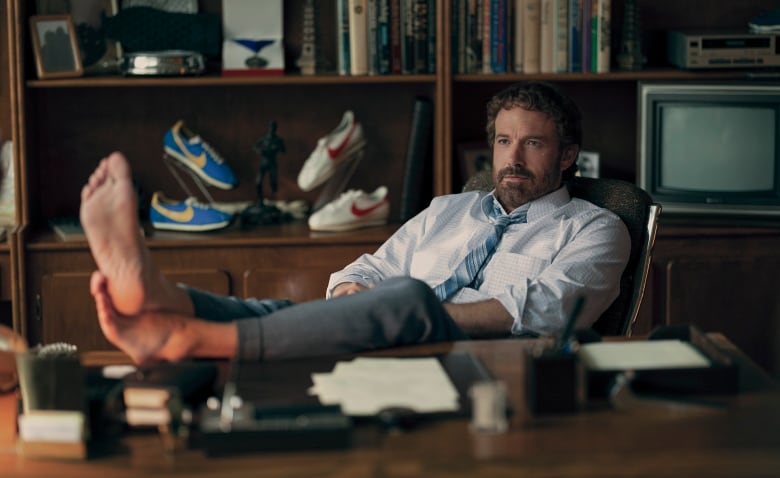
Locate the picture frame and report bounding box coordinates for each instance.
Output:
[36,0,122,74]
[457,141,492,183]
[577,150,601,179]
[29,15,83,79]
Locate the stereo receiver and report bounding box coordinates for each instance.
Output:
[667,30,780,69]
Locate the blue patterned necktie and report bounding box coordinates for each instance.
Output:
[433,208,528,301]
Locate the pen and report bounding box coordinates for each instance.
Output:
[557,296,585,352]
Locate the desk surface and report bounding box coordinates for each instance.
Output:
[2,335,780,477]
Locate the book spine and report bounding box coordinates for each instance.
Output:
[539,0,553,73]
[482,0,492,73]
[401,0,416,73]
[367,0,378,74]
[590,0,597,72]
[427,0,436,73]
[522,0,540,73]
[390,0,403,73]
[513,0,524,72]
[377,0,391,73]
[596,0,610,72]
[457,0,467,73]
[400,97,434,222]
[337,0,351,75]
[412,0,429,73]
[349,0,369,74]
[553,0,568,73]
[463,0,482,73]
[491,0,508,73]
[567,0,581,72]
[580,0,591,72]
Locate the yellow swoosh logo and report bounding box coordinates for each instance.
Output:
[173,133,207,168]
[154,200,195,223]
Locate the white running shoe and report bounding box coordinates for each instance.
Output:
[308,187,390,232]
[297,111,366,192]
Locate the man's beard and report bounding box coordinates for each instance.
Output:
[494,165,561,211]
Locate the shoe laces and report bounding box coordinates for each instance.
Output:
[190,135,226,164]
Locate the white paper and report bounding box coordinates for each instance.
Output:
[578,340,711,371]
[308,357,460,416]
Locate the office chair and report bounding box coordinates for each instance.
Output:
[464,171,661,336]
[568,176,661,336]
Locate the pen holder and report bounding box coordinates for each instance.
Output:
[525,348,585,414]
[15,352,84,414]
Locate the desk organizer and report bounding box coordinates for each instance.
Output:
[584,324,740,398]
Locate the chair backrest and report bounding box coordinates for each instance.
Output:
[567,176,660,336]
[463,172,661,336]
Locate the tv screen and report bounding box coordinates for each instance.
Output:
[639,82,780,218]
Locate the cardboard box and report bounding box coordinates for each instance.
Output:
[222,0,284,76]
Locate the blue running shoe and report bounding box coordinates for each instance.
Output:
[163,120,238,190]
[149,192,233,232]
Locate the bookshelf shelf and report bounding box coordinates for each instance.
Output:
[26,74,438,89]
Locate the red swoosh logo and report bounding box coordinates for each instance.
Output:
[351,199,387,217]
[327,123,356,160]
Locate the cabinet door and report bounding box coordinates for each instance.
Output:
[243,268,333,303]
[40,269,231,351]
[664,257,780,377]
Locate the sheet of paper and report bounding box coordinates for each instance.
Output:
[578,340,711,371]
[308,357,460,416]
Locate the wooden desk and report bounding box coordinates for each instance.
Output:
[2,336,779,477]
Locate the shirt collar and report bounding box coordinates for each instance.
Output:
[481,186,571,221]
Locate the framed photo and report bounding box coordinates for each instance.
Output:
[457,141,492,183]
[36,0,122,74]
[29,15,83,79]
[577,150,601,178]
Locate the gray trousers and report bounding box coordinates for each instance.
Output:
[186,277,470,361]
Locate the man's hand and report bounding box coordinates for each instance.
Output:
[331,282,371,298]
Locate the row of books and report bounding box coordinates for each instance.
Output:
[453,0,611,74]
[338,0,437,75]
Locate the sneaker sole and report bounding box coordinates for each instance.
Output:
[151,219,231,232]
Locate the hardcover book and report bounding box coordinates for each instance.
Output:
[377,0,392,74]
[567,0,582,72]
[337,0,351,75]
[367,0,379,74]
[553,0,569,72]
[490,0,508,73]
[539,0,554,73]
[482,0,492,73]
[390,0,403,72]
[522,0,541,73]
[349,0,369,75]
[513,0,524,72]
[123,361,217,409]
[590,0,611,72]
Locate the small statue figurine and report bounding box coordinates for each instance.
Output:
[253,120,285,202]
[241,120,289,227]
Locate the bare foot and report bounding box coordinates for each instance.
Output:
[91,271,188,364]
[80,152,191,316]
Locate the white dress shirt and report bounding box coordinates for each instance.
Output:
[327,186,631,336]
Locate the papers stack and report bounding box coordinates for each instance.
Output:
[309,357,460,416]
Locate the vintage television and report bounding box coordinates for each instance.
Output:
[638,82,780,219]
